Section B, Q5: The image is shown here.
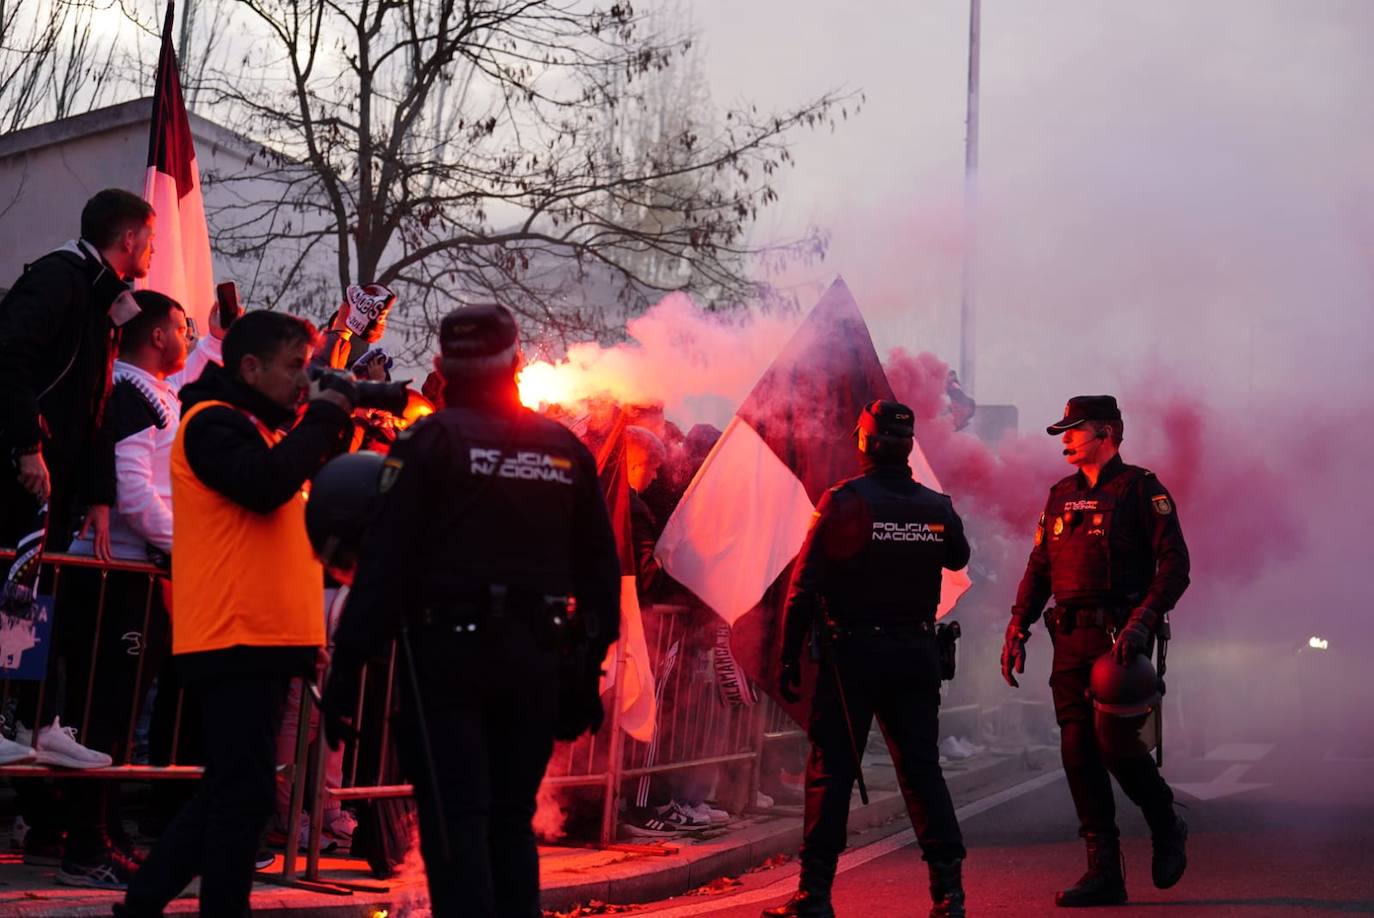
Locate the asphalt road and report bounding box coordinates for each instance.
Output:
[627,737,1374,917]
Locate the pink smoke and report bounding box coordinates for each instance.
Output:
[885,349,1306,598]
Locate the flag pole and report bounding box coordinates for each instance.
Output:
[959,0,981,397]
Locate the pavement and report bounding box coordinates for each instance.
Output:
[628,734,1374,917]
[0,734,1057,917]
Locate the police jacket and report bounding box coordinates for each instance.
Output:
[0,241,132,510]
[1010,454,1190,628]
[781,461,971,663]
[332,384,621,667]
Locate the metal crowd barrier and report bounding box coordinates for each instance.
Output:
[0,554,792,893]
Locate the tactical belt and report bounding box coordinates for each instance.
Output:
[1045,605,1127,635]
[827,620,935,639]
[416,584,573,634]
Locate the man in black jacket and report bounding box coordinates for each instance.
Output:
[324,303,620,918]
[0,188,155,552]
[766,401,970,918]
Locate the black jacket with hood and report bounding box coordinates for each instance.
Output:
[0,240,133,533]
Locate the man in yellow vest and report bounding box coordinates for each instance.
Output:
[119,310,354,918]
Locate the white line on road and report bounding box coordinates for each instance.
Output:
[629,768,1066,917]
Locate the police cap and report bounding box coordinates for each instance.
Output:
[1046,395,1121,435]
[854,400,916,439]
[438,303,520,374]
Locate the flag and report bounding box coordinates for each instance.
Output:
[138,1,215,331]
[595,415,658,743]
[654,278,971,721]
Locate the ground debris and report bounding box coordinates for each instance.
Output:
[745,852,792,873]
[544,901,639,917]
[685,875,744,895]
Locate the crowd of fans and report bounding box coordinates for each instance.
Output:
[0,189,771,908]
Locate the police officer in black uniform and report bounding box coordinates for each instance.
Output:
[323,303,620,918]
[1000,395,1190,908]
[764,401,970,918]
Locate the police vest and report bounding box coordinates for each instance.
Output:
[169,400,325,655]
[1044,465,1147,604]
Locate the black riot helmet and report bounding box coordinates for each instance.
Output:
[1089,651,1162,718]
[306,451,387,570]
[854,399,915,459]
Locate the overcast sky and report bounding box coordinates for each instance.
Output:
[686,0,1374,427]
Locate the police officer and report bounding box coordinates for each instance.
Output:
[765,400,969,918]
[1000,395,1190,907]
[322,303,620,918]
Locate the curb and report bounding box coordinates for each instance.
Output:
[541,745,1055,911]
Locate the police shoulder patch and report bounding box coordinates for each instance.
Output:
[379,456,404,493]
[1151,494,1172,515]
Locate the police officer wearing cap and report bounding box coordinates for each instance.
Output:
[1000,395,1190,908]
[765,401,971,918]
[322,304,620,917]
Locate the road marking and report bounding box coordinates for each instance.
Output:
[1174,762,1270,801]
[629,769,1066,917]
[1202,743,1274,763]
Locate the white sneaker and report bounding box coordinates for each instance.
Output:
[34,717,112,769]
[0,733,36,765]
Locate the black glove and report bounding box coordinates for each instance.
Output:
[1113,607,1157,663]
[320,661,361,751]
[1000,620,1029,688]
[778,658,802,705]
[553,641,606,741]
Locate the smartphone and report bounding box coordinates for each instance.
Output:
[215,281,242,329]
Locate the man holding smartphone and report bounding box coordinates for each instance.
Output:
[119,310,354,917]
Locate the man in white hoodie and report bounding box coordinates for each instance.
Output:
[54,290,223,889]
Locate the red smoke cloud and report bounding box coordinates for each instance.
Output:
[885,349,1306,608]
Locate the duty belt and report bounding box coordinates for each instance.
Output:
[827,620,935,639]
[416,584,573,634]
[1045,605,1127,635]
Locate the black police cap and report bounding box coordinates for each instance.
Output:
[438,303,519,369]
[1046,395,1121,435]
[854,399,916,439]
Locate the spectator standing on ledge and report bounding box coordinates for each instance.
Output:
[119,311,354,917]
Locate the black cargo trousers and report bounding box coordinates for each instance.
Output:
[801,630,965,864]
[1048,618,1175,839]
[398,613,560,918]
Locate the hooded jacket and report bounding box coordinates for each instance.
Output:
[0,240,135,517]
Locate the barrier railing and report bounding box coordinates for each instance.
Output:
[0,557,793,893]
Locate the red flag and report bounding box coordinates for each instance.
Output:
[595,415,657,743]
[138,1,215,331]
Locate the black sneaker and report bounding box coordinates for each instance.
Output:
[56,849,137,890]
[620,810,679,838]
[256,849,276,871]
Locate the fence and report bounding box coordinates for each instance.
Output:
[0,552,803,892]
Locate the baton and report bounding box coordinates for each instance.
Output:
[818,626,869,806]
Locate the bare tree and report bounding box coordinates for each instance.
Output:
[0,0,122,134]
[187,0,857,352]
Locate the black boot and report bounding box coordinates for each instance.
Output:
[1151,813,1188,889]
[928,858,966,918]
[1055,834,1126,908]
[762,853,837,918]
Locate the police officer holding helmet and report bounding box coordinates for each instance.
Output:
[1001,395,1190,908]
[765,400,970,918]
[322,303,620,917]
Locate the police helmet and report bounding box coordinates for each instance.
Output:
[1088,651,1162,717]
[438,303,520,377]
[306,451,386,569]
